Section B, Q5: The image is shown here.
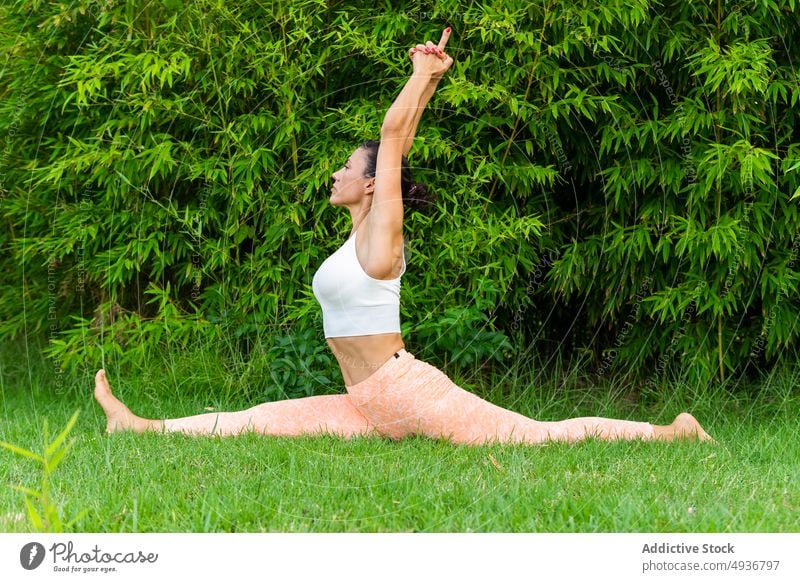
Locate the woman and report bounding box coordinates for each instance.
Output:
[94,29,714,445]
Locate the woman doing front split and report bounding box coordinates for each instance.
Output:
[93,29,714,444]
[147,348,656,444]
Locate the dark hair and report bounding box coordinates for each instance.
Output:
[359,139,436,212]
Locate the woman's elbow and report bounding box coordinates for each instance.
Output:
[380,120,407,138]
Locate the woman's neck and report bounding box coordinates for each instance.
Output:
[348,206,370,236]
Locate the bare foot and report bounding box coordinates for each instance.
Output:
[671,412,716,443]
[94,369,160,434]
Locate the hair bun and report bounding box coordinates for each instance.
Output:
[406,182,433,211]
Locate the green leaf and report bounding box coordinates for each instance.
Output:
[44,410,81,459]
[11,485,42,499]
[23,497,44,531]
[0,442,44,464]
[44,441,74,474]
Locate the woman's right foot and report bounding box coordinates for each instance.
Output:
[664,412,716,443]
[93,369,161,434]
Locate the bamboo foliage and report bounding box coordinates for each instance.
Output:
[1,0,798,389]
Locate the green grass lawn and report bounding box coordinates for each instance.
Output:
[1,338,798,532]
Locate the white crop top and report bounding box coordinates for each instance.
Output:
[311,229,406,338]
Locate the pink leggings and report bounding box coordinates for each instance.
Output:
[163,349,654,444]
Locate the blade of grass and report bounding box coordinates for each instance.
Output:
[0,442,44,463]
[45,410,81,458]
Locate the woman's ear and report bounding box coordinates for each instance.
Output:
[365,177,376,195]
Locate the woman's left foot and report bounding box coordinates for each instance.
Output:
[93,369,159,434]
[671,412,716,443]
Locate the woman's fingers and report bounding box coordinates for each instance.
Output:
[424,40,445,58]
[437,27,451,51]
[408,43,426,59]
[410,47,442,59]
[409,28,452,61]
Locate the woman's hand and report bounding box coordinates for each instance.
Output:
[408,28,454,81]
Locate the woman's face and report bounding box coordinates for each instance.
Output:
[330,147,373,207]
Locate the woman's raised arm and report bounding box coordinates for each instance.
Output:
[370,30,453,234]
[381,29,453,138]
[400,32,453,156]
[400,76,440,157]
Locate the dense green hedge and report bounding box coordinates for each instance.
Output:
[1,0,798,392]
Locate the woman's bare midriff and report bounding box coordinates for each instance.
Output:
[327,333,405,387]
